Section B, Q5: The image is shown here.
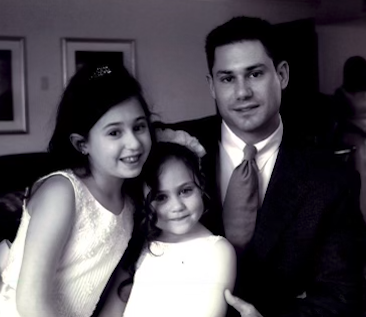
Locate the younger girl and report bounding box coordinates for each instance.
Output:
[0,64,153,317]
[121,129,236,317]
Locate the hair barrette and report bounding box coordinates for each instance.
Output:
[89,66,112,80]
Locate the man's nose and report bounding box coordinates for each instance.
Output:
[236,78,253,100]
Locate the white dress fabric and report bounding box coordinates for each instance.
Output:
[123,235,229,317]
[0,170,134,317]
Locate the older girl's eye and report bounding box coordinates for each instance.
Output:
[134,121,148,133]
[108,130,121,137]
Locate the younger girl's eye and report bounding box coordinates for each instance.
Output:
[180,186,194,196]
[154,193,167,203]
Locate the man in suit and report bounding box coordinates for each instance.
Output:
[167,16,365,317]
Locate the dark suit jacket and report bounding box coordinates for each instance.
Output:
[157,115,366,317]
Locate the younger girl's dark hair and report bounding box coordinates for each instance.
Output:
[48,63,155,173]
[140,141,208,245]
[118,141,209,288]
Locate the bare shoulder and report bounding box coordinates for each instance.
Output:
[28,175,75,217]
[208,237,236,293]
[213,237,236,259]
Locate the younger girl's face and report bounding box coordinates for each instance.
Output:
[152,158,204,242]
[85,97,152,180]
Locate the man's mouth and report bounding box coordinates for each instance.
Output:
[234,104,259,113]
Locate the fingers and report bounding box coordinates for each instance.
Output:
[120,283,133,303]
[224,289,240,307]
[224,289,263,317]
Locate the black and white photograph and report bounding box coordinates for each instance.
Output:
[0,2,366,317]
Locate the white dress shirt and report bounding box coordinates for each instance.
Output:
[219,119,283,205]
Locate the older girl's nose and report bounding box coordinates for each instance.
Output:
[124,131,141,150]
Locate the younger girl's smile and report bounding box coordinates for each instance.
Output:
[151,157,204,242]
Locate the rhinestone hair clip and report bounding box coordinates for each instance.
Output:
[89,66,112,80]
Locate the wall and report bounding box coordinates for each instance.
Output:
[0,0,318,155]
[317,18,366,95]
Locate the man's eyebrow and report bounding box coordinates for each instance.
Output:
[246,63,266,71]
[215,63,266,76]
[215,70,233,76]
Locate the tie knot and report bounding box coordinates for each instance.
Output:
[244,144,257,160]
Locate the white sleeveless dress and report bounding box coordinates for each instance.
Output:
[0,170,134,317]
[123,235,230,317]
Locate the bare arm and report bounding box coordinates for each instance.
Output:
[16,176,75,317]
[209,238,237,317]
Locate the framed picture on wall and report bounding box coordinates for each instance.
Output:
[0,37,27,134]
[61,38,136,86]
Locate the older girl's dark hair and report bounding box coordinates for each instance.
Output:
[140,141,208,245]
[48,63,154,173]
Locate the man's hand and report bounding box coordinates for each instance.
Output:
[224,289,263,317]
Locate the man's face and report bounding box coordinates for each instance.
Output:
[207,40,289,143]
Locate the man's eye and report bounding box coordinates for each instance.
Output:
[220,76,234,83]
[249,71,263,78]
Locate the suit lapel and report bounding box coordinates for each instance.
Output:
[252,142,310,260]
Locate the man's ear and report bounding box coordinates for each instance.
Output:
[69,133,88,155]
[276,61,289,90]
[206,74,216,99]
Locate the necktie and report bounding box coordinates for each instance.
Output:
[223,144,259,252]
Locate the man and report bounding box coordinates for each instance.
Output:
[167,16,365,317]
[332,56,366,221]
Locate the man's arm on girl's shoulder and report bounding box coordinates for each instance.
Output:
[16,176,75,317]
[97,266,132,317]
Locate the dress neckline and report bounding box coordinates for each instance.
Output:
[70,169,127,217]
[152,235,218,246]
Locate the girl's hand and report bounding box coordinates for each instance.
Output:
[224,289,263,317]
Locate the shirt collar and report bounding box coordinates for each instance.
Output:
[221,118,283,170]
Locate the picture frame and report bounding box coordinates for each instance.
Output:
[0,37,27,134]
[61,38,136,86]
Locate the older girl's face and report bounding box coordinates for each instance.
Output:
[151,158,204,242]
[84,97,152,180]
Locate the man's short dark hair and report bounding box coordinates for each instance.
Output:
[343,56,366,93]
[205,16,281,74]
